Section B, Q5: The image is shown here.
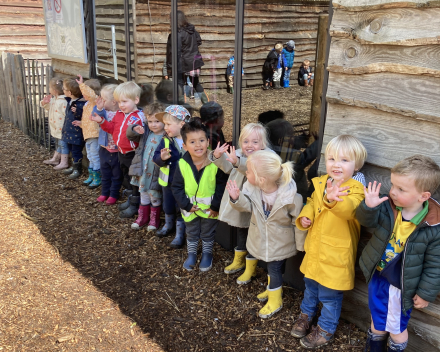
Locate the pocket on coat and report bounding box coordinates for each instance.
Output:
[319,236,351,268]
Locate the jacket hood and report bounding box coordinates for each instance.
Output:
[181,23,195,34]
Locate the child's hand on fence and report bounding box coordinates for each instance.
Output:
[225,145,238,165]
[71,106,77,113]
[96,96,105,110]
[189,205,199,213]
[133,125,144,135]
[76,74,83,84]
[42,95,51,104]
[72,120,82,127]
[226,180,240,200]
[207,209,219,218]
[299,217,312,228]
[364,181,389,208]
[213,142,229,159]
[413,294,429,309]
[326,179,350,202]
[160,148,171,160]
[90,113,103,123]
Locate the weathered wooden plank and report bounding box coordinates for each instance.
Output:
[328,38,440,77]
[331,7,440,45]
[333,0,440,11]
[0,25,46,36]
[0,0,43,8]
[51,58,90,79]
[0,13,44,26]
[326,72,440,123]
[0,55,8,119]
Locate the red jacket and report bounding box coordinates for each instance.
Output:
[99,110,144,154]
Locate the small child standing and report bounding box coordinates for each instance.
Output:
[61,77,86,179]
[227,151,305,319]
[128,103,165,231]
[291,135,367,349]
[208,123,271,279]
[40,78,68,169]
[90,81,145,218]
[94,84,123,205]
[172,120,228,271]
[298,60,314,87]
[357,155,440,352]
[200,102,225,150]
[72,75,102,188]
[226,55,243,95]
[262,43,286,90]
[153,105,190,248]
[282,40,295,88]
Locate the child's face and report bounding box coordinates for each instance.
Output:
[147,114,165,134]
[164,117,185,138]
[118,96,139,114]
[49,85,58,97]
[245,164,257,186]
[325,149,356,184]
[389,173,429,209]
[241,130,263,157]
[304,64,309,70]
[63,85,72,98]
[102,92,118,111]
[183,130,209,159]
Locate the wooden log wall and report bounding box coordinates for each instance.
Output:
[0,0,50,65]
[318,1,440,350]
[135,0,328,88]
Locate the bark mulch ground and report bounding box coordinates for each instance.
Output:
[0,87,367,351]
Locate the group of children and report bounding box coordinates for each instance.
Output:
[41,75,440,351]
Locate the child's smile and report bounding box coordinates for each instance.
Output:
[325,150,356,183]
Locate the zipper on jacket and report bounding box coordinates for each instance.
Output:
[117,114,129,151]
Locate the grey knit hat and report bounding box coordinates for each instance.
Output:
[286,40,296,49]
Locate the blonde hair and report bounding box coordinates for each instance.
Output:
[325,135,367,170]
[145,102,164,116]
[101,84,118,101]
[303,60,310,66]
[113,81,142,101]
[84,79,101,96]
[49,77,64,95]
[391,155,440,194]
[275,43,283,51]
[239,123,269,150]
[247,150,293,189]
[163,113,183,124]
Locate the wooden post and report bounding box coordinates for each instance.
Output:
[2,53,13,124]
[37,62,44,146]
[14,55,27,133]
[20,56,30,136]
[27,59,35,139]
[0,54,8,120]
[31,60,38,142]
[309,14,329,143]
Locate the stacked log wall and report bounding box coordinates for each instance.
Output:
[135,0,328,87]
[318,1,440,350]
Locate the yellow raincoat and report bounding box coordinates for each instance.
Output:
[296,174,365,291]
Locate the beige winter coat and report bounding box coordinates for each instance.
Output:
[41,95,66,139]
[229,179,306,262]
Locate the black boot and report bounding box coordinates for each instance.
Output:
[364,329,388,352]
[199,91,209,104]
[62,159,74,175]
[274,81,281,89]
[118,195,132,211]
[119,195,140,218]
[68,159,83,179]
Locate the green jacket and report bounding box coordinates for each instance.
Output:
[357,197,440,313]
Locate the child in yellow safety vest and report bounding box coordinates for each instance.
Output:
[171,120,228,272]
[153,105,191,248]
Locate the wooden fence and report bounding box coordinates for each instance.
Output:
[0,52,53,149]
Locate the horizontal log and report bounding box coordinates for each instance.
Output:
[0,13,44,25]
[333,0,440,11]
[52,58,90,79]
[328,38,440,77]
[326,72,440,122]
[0,25,45,36]
[0,0,43,8]
[0,35,47,45]
[331,7,440,45]
[0,6,44,15]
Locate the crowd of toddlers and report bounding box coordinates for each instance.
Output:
[40,75,440,351]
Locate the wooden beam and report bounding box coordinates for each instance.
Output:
[333,0,440,11]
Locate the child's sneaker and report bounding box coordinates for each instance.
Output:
[97,195,108,203]
[300,325,333,349]
[106,197,118,205]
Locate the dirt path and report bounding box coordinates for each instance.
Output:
[0,120,366,351]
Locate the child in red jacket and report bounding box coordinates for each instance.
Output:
[91,81,145,218]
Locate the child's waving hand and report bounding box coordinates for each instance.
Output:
[213,142,229,159]
[326,179,350,202]
[42,94,51,104]
[96,96,105,110]
[90,113,103,123]
[133,125,145,135]
[225,145,238,165]
[226,180,240,200]
[76,74,83,84]
[364,181,389,208]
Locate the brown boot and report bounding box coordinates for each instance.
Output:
[309,79,314,87]
[43,151,61,165]
[300,325,333,349]
[53,154,70,170]
[290,313,310,338]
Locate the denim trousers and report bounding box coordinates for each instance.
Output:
[56,138,69,154]
[283,68,291,82]
[162,185,183,222]
[99,147,123,199]
[67,143,84,162]
[86,138,100,171]
[299,73,315,86]
[300,277,344,335]
[247,253,285,289]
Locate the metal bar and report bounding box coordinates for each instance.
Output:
[89,0,97,77]
[232,0,245,146]
[97,59,114,64]
[96,24,113,28]
[97,51,113,55]
[95,66,116,73]
[111,25,118,80]
[171,0,178,103]
[97,39,112,43]
[123,0,131,80]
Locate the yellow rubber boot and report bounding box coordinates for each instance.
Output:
[257,276,270,302]
[236,257,258,285]
[259,286,283,319]
[224,248,247,274]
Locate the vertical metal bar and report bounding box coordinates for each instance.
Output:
[232,0,245,146]
[171,0,178,104]
[124,0,132,81]
[31,60,37,142]
[27,59,34,137]
[90,0,97,77]
[111,25,118,80]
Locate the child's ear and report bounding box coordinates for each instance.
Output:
[180,121,185,127]
[420,191,431,202]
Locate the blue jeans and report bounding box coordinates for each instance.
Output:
[299,73,315,86]
[86,138,100,171]
[283,68,291,82]
[247,254,285,289]
[99,147,123,199]
[67,143,84,162]
[300,277,344,335]
[56,138,69,154]
[162,185,183,222]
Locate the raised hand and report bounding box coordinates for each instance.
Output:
[213,142,229,159]
[71,106,77,113]
[133,125,145,135]
[364,181,389,208]
[90,113,103,123]
[96,96,105,110]
[160,148,171,160]
[76,74,83,84]
[225,145,238,165]
[300,217,312,228]
[226,180,240,200]
[42,94,51,104]
[326,179,350,202]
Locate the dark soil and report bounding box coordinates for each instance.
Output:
[0,87,366,351]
